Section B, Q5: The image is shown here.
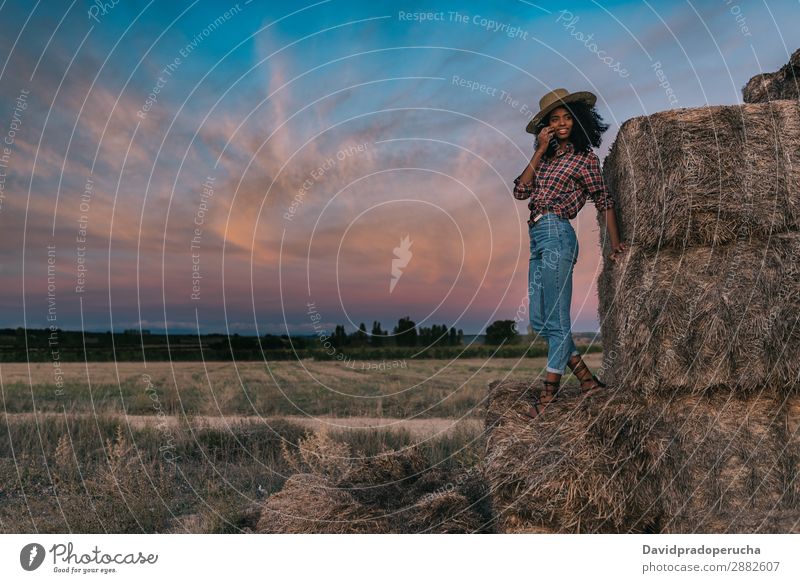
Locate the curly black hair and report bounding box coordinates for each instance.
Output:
[532,100,609,159]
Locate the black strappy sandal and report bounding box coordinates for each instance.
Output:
[541,379,562,401]
[570,358,607,391]
[523,379,561,419]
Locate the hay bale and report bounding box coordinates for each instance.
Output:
[486,379,589,434]
[602,100,800,251]
[485,379,545,433]
[485,381,659,533]
[597,232,800,395]
[645,392,796,532]
[484,380,800,533]
[256,473,390,533]
[743,48,800,103]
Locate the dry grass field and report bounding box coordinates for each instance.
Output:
[0,355,602,533]
[0,355,602,418]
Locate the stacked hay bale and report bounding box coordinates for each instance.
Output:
[484,383,660,533]
[598,99,800,394]
[486,51,800,533]
[484,381,800,533]
[256,428,492,533]
[742,47,800,103]
[644,391,799,534]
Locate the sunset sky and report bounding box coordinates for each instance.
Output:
[0,0,797,336]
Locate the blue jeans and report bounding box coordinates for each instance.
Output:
[528,213,580,374]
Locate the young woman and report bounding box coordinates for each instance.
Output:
[512,88,626,419]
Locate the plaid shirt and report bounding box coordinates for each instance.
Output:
[512,141,614,224]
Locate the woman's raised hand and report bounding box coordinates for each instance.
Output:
[536,126,555,153]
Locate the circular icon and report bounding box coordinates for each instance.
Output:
[20,543,46,571]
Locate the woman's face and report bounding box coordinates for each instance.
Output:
[548,106,573,140]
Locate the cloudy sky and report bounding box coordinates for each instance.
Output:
[0,0,797,336]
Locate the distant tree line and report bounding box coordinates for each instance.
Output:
[302,317,464,349]
[0,319,586,362]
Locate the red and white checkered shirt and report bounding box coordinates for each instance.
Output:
[513,141,614,224]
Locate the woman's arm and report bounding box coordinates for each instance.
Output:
[603,208,627,262]
[582,153,627,262]
[519,144,547,184]
[513,126,554,198]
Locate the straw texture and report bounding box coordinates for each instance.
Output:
[483,380,799,533]
[742,48,800,103]
[597,232,800,395]
[602,100,800,251]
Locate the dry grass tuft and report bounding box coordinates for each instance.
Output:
[280,427,355,483]
[50,425,173,533]
[256,473,390,534]
[258,429,493,533]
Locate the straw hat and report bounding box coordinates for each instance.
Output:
[525,88,597,134]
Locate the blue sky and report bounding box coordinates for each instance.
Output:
[0,0,798,336]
